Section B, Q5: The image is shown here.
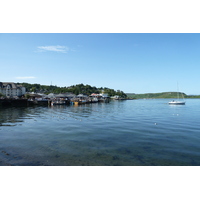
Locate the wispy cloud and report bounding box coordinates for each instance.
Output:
[16,76,36,79]
[37,45,69,53]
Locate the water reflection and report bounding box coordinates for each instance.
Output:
[1,100,200,166]
[0,107,29,126]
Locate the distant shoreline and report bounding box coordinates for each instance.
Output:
[126,92,200,99]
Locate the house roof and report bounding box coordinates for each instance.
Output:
[47,93,56,98]
[0,82,24,89]
[77,94,88,97]
[28,93,43,98]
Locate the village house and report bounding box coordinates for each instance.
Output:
[0,82,26,97]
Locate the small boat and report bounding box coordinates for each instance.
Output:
[74,101,79,106]
[168,100,185,105]
[168,83,185,105]
[92,97,99,103]
[51,100,66,106]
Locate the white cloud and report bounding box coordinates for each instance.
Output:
[37,45,69,53]
[16,76,36,79]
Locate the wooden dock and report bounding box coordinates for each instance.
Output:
[0,99,28,107]
[0,97,109,107]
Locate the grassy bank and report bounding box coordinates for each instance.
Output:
[126,92,200,99]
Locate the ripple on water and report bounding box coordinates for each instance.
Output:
[1,99,200,165]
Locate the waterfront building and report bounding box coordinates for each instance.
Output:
[0,82,26,97]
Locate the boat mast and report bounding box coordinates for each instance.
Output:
[177,82,180,100]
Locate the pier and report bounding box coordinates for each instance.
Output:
[0,96,110,107]
[0,99,28,107]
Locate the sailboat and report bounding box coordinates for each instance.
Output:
[168,83,185,105]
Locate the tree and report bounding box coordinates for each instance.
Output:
[31,87,37,92]
[25,94,30,99]
[19,82,127,97]
[0,92,4,97]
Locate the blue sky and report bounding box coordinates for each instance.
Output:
[1,33,200,94]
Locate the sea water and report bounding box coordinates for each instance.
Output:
[1,99,200,166]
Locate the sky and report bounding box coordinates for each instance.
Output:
[1,33,200,95]
[1,1,200,199]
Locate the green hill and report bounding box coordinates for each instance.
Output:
[126,92,187,99]
[18,82,127,98]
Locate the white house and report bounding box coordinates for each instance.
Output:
[0,82,26,97]
[100,93,109,98]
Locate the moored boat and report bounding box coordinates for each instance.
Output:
[168,83,185,105]
[51,100,66,106]
[168,100,185,105]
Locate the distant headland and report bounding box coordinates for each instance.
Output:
[126,92,200,99]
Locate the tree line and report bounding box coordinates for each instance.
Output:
[18,83,127,98]
[126,92,189,99]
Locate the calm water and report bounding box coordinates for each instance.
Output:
[1,99,200,166]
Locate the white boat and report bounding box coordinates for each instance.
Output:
[51,100,66,106]
[92,97,99,103]
[168,83,185,105]
[168,100,185,105]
